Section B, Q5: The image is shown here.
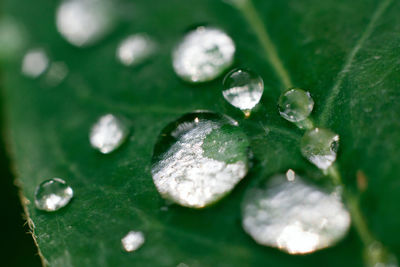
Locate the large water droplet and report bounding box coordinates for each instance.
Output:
[121,231,145,252]
[151,111,249,208]
[242,173,350,254]
[21,48,49,78]
[117,34,157,67]
[301,128,339,170]
[35,178,74,212]
[222,68,264,115]
[89,114,129,154]
[278,88,314,122]
[172,26,235,83]
[56,0,116,47]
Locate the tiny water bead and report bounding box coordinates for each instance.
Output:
[121,231,145,252]
[222,68,264,115]
[21,48,49,78]
[34,178,73,212]
[117,34,157,67]
[172,26,235,83]
[45,61,69,87]
[242,173,350,254]
[278,88,314,122]
[89,114,129,154]
[151,111,250,208]
[301,128,339,170]
[56,0,115,47]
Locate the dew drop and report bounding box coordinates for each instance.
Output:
[151,111,249,208]
[21,48,49,78]
[242,173,350,254]
[172,26,235,83]
[56,0,116,47]
[45,61,69,87]
[89,114,129,154]
[278,88,314,122]
[34,178,74,212]
[121,231,145,252]
[117,34,157,67]
[300,128,339,170]
[222,68,264,114]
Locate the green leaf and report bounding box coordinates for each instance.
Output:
[2,0,400,266]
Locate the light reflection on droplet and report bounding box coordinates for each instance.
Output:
[172,26,235,83]
[34,178,74,212]
[151,111,249,208]
[116,34,157,67]
[45,61,69,86]
[300,128,339,170]
[121,231,145,252]
[242,174,350,254]
[89,114,129,154]
[56,0,116,47]
[222,68,264,114]
[286,169,295,181]
[21,48,49,78]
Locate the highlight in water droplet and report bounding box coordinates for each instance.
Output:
[242,174,350,254]
[300,128,339,170]
[34,178,74,212]
[151,111,249,208]
[121,231,145,252]
[222,68,264,115]
[278,88,314,122]
[56,0,116,47]
[21,48,49,78]
[172,26,235,83]
[90,114,129,154]
[117,34,157,67]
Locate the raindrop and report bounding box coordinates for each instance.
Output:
[301,128,339,170]
[45,61,69,87]
[89,114,129,154]
[278,88,314,122]
[56,0,116,47]
[121,231,145,252]
[21,48,49,78]
[151,111,249,208]
[0,16,26,62]
[117,34,157,67]
[222,68,264,116]
[172,26,235,83]
[34,178,74,212]
[242,173,350,254]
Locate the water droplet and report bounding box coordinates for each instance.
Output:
[222,68,264,115]
[56,0,116,47]
[121,231,145,252]
[89,114,129,154]
[172,26,235,83]
[45,61,69,86]
[365,242,398,267]
[21,48,49,78]
[278,88,314,122]
[34,178,73,211]
[242,174,350,254]
[301,128,339,170]
[151,111,249,208]
[0,16,27,62]
[117,34,157,67]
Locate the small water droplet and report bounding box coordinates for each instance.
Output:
[45,61,69,87]
[89,114,129,154]
[172,26,235,83]
[300,128,339,170]
[56,0,116,47]
[0,16,27,62]
[242,174,350,254]
[121,231,145,252]
[117,34,157,67]
[21,48,49,78]
[151,111,249,208]
[34,178,73,211]
[278,88,314,122]
[222,68,264,114]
